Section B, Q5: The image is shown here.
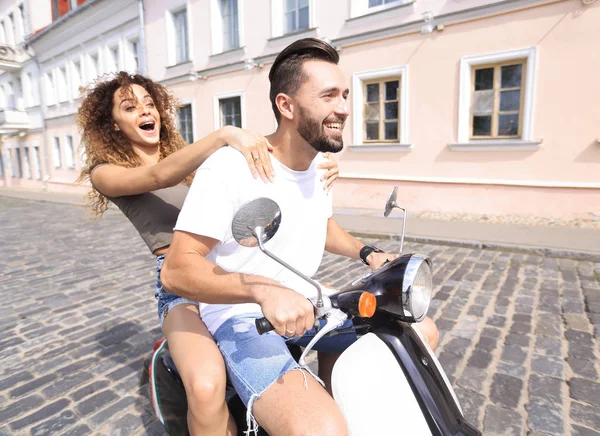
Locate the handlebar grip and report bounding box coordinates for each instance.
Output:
[255,317,275,335]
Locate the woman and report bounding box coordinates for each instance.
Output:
[77,71,340,435]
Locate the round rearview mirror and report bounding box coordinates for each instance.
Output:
[232,198,282,247]
[384,187,398,217]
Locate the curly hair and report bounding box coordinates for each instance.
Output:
[77,72,192,217]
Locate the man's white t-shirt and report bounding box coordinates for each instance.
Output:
[174,147,333,334]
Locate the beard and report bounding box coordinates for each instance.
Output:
[297,105,344,154]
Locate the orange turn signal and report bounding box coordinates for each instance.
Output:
[358,292,377,318]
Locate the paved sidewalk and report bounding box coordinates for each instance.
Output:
[1,196,599,435]
[2,186,599,260]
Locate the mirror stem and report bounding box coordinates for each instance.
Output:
[397,206,406,254]
[253,227,324,306]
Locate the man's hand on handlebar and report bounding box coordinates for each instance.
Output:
[367,252,399,271]
[254,280,314,337]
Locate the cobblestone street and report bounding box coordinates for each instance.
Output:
[1,197,599,435]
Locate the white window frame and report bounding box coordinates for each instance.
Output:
[52,137,62,169]
[126,39,140,73]
[452,46,539,151]
[210,0,244,54]
[351,65,410,151]
[87,51,100,84]
[271,0,316,38]
[22,72,33,107]
[213,91,246,130]
[22,146,31,179]
[106,45,120,73]
[177,101,196,144]
[65,135,75,169]
[71,58,83,97]
[166,3,192,66]
[55,66,69,102]
[5,13,15,46]
[44,73,56,106]
[350,0,412,18]
[33,145,42,179]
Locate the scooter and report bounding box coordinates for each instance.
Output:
[144,188,481,436]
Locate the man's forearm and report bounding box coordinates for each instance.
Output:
[324,218,364,259]
[160,252,273,304]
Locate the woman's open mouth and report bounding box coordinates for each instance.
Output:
[138,121,157,135]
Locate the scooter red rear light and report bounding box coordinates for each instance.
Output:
[358,292,376,318]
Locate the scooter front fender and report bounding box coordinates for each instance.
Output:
[331,322,480,436]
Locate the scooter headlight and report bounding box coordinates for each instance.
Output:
[405,258,433,322]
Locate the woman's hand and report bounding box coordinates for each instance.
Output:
[318,152,340,193]
[222,126,275,183]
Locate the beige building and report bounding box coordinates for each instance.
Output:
[2,0,599,219]
[145,0,600,220]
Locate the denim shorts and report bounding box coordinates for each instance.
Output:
[155,254,198,326]
[212,312,357,419]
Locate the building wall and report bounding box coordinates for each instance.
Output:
[23,0,142,191]
[4,0,598,220]
[143,0,600,219]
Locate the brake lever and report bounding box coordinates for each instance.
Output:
[299,309,348,366]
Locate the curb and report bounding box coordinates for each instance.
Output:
[3,193,598,262]
[348,231,600,263]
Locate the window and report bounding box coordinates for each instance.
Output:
[88,53,99,82]
[23,72,33,107]
[127,40,140,73]
[65,135,75,169]
[368,0,401,7]
[8,13,16,44]
[221,0,239,51]
[173,9,190,64]
[56,67,69,102]
[14,148,23,178]
[352,66,409,148]
[470,61,525,139]
[177,104,194,144]
[5,81,15,109]
[18,4,26,37]
[51,0,71,21]
[218,96,242,128]
[52,137,62,168]
[350,0,410,18]
[107,46,120,73]
[363,78,400,142]
[5,14,14,45]
[284,0,309,34]
[454,47,538,149]
[34,146,42,179]
[15,77,24,109]
[44,73,56,105]
[22,147,31,178]
[4,151,13,177]
[72,60,82,96]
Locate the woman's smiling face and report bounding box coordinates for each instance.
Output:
[111,84,161,147]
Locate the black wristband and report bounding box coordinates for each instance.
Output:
[359,245,384,265]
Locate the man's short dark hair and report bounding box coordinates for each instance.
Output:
[269,38,339,123]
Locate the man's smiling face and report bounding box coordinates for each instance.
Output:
[292,60,349,154]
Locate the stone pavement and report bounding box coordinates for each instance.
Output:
[0,196,599,435]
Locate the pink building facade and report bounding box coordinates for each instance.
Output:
[144,0,600,220]
[3,0,598,219]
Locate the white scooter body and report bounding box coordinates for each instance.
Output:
[332,332,432,435]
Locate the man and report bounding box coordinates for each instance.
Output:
[162,38,438,436]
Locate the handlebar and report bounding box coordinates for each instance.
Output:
[255,317,275,335]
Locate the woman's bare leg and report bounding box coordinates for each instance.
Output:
[162,304,236,436]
